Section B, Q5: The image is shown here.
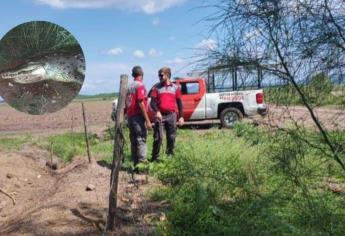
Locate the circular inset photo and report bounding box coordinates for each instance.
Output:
[0,21,85,115]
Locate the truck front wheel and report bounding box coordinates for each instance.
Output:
[220,107,243,128]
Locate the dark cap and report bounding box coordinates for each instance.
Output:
[132,66,143,77]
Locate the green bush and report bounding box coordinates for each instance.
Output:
[149,125,345,235]
[265,85,302,105]
[308,72,333,105]
[150,130,278,235]
[264,72,341,107]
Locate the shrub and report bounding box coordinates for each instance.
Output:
[149,126,345,235]
[308,72,333,105]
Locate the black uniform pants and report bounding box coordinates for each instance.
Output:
[152,112,177,161]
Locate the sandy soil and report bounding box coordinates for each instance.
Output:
[0,147,166,235]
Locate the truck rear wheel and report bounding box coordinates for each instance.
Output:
[220,107,243,128]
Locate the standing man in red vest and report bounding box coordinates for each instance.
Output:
[126,66,152,172]
[150,67,184,161]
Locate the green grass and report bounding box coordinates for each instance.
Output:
[0,134,32,150]
[32,126,135,165]
[34,132,102,162]
[74,93,118,102]
[148,124,345,235]
[0,130,114,163]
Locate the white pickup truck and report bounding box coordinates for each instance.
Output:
[112,66,268,128]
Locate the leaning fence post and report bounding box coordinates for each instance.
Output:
[81,101,92,163]
[106,74,128,231]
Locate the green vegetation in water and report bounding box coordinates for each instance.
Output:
[0,21,82,72]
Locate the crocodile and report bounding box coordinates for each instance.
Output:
[0,53,85,85]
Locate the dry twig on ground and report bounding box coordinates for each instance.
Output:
[0,188,15,205]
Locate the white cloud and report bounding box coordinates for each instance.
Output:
[37,0,64,8]
[195,39,217,50]
[152,17,160,26]
[106,47,123,55]
[133,50,145,59]
[35,0,186,14]
[148,48,162,57]
[166,57,184,65]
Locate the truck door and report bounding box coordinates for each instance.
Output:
[179,80,206,120]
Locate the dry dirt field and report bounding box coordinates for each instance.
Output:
[1,101,345,134]
[252,105,345,130]
[0,147,165,235]
[0,100,114,135]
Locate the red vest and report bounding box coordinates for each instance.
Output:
[151,82,181,113]
[126,78,147,118]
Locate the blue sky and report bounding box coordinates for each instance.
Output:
[0,0,216,95]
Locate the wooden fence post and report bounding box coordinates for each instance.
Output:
[50,141,53,165]
[81,102,92,163]
[71,112,75,147]
[106,74,128,231]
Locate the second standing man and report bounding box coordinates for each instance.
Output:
[150,67,184,161]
